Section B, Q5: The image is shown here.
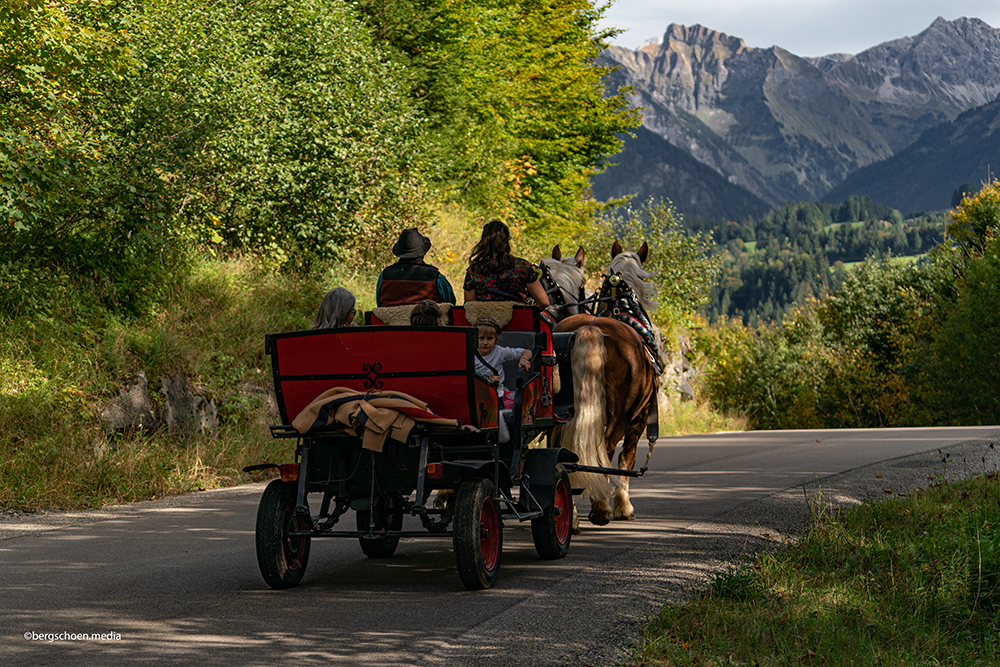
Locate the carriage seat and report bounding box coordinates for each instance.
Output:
[497,331,545,391]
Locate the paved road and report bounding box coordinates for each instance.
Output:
[3,426,998,666]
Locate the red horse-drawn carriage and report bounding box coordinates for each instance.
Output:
[247,304,589,590]
[248,244,662,591]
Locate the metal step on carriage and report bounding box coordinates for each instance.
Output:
[245,304,621,590]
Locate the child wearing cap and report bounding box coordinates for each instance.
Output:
[473,316,531,409]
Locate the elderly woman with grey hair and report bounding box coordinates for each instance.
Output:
[311,287,357,329]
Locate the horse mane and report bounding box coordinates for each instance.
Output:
[608,252,657,312]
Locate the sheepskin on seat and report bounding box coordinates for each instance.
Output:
[463,301,515,329]
[373,303,451,326]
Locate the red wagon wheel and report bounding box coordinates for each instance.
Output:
[531,464,572,559]
[453,478,503,589]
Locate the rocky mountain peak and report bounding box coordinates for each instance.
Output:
[660,23,749,56]
[837,16,1000,111]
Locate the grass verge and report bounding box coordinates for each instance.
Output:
[633,474,1000,666]
[0,255,377,510]
[660,399,748,437]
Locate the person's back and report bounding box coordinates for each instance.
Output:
[463,219,549,306]
[377,228,456,307]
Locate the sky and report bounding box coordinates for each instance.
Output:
[598,1,1000,57]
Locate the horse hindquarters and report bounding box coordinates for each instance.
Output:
[563,325,616,526]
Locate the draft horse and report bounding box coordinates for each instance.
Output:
[551,241,661,528]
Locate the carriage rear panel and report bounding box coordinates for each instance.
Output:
[266,327,483,428]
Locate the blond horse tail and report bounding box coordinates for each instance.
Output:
[561,326,617,503]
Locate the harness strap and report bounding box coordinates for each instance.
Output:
[638,393,658,475]
[597,272,663,376]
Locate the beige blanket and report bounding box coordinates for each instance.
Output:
[292,387,464,452]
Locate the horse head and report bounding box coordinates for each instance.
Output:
[605,241,656,314]
[598,241,667,374]
[538,245,588,322]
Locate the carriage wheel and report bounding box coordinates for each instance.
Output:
[255,480,311,589]
[356,494,403,559]
[530,464,573,559]
[453,478,503,590]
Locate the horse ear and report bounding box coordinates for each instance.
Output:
[552,245,562,261]
[611,240,623,258]
[574,246,585,268]
[637,242,649,264]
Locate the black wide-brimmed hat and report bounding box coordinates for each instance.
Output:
[392,228,431,259]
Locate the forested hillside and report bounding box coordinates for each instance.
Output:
[689,197,948,324]
[697,181,1000,430]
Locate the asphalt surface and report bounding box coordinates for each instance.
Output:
[2,426,998,666]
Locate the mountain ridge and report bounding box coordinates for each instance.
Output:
[597,17,1000,213]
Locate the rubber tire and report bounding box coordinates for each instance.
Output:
[453,478,503,590]
[531,464,573,559]
[255,480,311,589]
[356,495,403,559]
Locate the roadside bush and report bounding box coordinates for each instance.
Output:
[696,309,827,430]
[919,237,1000,424]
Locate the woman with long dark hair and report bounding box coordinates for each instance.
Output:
[463,220,549,305]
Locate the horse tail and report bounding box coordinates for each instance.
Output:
[563,325,617,503]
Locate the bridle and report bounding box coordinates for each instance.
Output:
[537,261,587,322]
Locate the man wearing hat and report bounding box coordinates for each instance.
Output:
[375,228,457,307]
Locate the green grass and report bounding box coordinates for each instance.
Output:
[823,221,867,232]
[839,253,924,271]
[632,474,1000,666]
[659,399,748,437]
[0,255,380,509]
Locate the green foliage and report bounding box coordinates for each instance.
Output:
[918,236,1000,424]
[0,0,173,317]
[116,0,432,268]
[698,255,954,429]
[0,0,134,236]
[696,310,829,430]
[947,179,1000,258]
[350,0,640,232]
[589,199,720,326]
